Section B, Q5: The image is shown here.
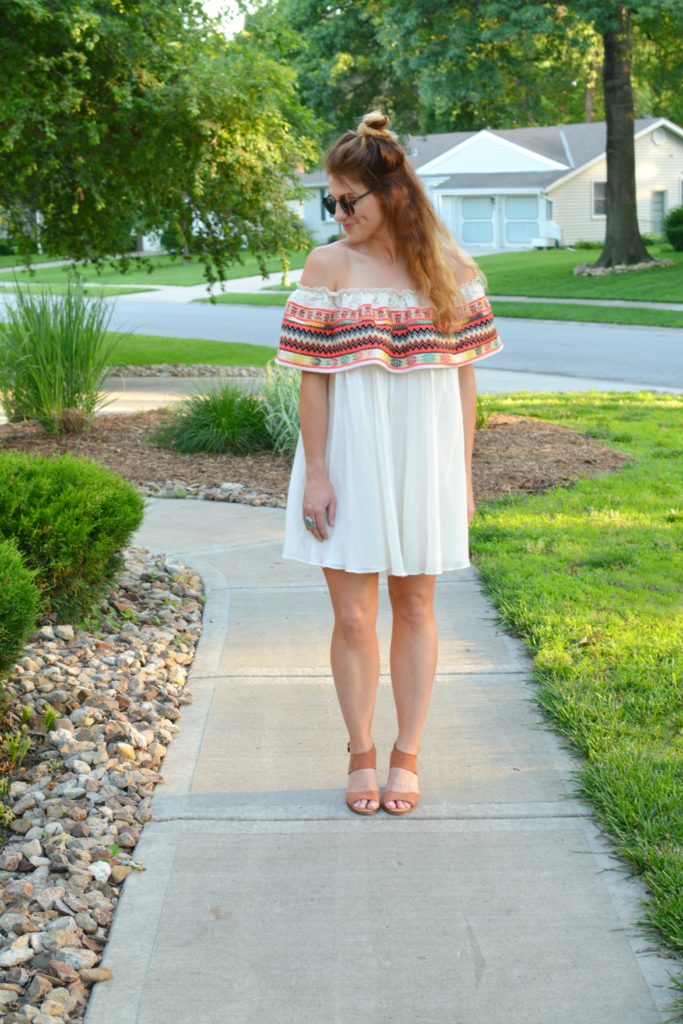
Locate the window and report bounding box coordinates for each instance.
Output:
[593,182,607,217]
[651,191,667,234]
[320,189,335,222]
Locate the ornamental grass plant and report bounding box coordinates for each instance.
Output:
[469,391,683,968]
[151,382,272,454]
[0,277,124,434]
[262,361,300,455]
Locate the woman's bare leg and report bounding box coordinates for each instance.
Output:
[322,567,380,811]
[384,573,438,810]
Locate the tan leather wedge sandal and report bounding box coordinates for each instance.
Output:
[346,742,381,816]
[381,743,420,815]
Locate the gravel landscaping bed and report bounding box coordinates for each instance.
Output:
[0,548,203,1023]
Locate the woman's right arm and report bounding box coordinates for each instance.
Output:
[297,246,342,541]
[300,371,336,540]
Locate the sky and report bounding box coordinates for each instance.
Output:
[201,0,245,36]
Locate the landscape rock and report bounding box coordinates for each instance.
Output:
[0,546,202,1023]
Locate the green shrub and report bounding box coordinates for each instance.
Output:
[262,362,300,455]
[572,240,603,249]
[475,394,490,429]
[0,452,144,619]
[0,277,125,433]
[0,540,40,678]
[151,383,272,454]
[663,206,683,252]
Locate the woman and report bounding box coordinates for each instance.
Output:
[275,110,503,816]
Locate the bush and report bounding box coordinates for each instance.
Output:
[0,452,144,619]
[573,240,603,249]
[262,362,300,455]
[0,540,40,678]
[663,206,683,252]
[151,383,273,454]
[0,277,125,433]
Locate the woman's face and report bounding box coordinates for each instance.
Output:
[327,174,387,243]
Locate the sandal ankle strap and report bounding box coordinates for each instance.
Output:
[389,742,418,773]
[347,741,377,772]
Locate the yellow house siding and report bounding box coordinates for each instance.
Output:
[550,158,608,245]
[549,125,683,245]
[634,128,683,233]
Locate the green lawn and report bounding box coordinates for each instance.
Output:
[0,251,308,287]
[0,253,62,269]
[477,246,683,302]
[192,289,683,328]
[194,291,291,307]
[471,391,683,972]
[107,333,276,367]
[491,300,683,329]
[0,283,155,298]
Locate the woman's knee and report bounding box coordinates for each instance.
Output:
[334,602,376,643]
[391,591,435,628]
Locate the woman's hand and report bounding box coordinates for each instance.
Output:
[467,478,475,525]
[303,467,337,541]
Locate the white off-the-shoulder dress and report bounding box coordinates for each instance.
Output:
[275,281,503,577]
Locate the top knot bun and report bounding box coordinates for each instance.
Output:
[356,110,399,143]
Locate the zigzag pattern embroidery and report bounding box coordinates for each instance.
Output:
[276,294,503,372]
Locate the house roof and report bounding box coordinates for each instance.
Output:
[301,117,679,192]
[433,171,563,191]
[408,118,660,170]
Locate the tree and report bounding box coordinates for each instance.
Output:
[595,5,651,266]
[0,0,318,287]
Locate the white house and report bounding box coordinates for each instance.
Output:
[296,116,683,250]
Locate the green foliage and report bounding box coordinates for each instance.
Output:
[0,540,40,678]
[470,391,683,956]
[1,0,318,286]
[0,452,144,619]
[151,384,273,454]
[663,206,683,252]
[0,278,124,433]
[475,395,490,430]
[262,362,300,455]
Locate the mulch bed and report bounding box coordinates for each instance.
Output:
[0,409,631,505]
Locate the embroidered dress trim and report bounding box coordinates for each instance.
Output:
[275,279,503,373]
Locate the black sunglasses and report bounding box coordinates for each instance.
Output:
[322,189,372,217]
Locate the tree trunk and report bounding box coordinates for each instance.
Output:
[595,6,652,266]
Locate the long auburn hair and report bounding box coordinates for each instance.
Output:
[325,110,480,333]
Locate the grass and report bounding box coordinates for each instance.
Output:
[470,391,683,975]
[105,333,276,367]
[0,251,309,287]
[191,289,683,328]
[477,245,683,302]
[491,301,683,329]
[0,253,62,269]
[0,282,155,297]
[193,291,291,307]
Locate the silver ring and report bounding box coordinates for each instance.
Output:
[304,515,315,530]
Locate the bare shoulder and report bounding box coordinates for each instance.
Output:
[444,245,478,286]
[300,241,350,290]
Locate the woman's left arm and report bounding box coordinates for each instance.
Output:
[458,365,477,524]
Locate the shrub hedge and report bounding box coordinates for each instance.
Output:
[663,205,683,252]
[0,452,144,619]
[0,539,40,677]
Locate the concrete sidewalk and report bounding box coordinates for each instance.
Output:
[83,499,677,1024]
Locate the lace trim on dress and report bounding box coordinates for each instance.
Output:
[289,278,484,309]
